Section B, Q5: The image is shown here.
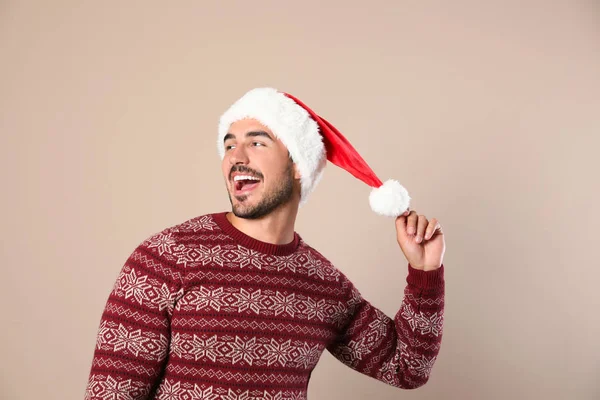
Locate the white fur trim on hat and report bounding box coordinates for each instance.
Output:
[369,179,411,217]
[218,88,326,206]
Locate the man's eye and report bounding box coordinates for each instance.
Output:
[252,142,264,147]
[225,144,235,151]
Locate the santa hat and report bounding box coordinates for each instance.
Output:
[217,87,410,217]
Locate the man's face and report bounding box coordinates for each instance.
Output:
[222,119,299,219]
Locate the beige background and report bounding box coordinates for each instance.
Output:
[1,1,599,399]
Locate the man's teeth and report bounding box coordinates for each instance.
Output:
[233,175,260,182]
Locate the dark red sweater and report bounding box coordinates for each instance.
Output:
[85,212,445,399]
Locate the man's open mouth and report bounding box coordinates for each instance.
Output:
[233,175,261,194]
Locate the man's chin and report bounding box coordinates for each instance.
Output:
[231,201,257,218]
[232,208,258,220]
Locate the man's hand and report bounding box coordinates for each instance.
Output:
[395,209,445,271]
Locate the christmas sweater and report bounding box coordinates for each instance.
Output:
[85,212,445,400]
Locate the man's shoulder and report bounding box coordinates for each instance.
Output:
[171,212,226,234]
[136,211,228,255]
[298,240,355,287]
[299,240,330,263]
[152,212,224,235]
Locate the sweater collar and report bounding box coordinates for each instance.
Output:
[212,211,301,256]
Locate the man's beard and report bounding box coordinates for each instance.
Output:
[228,162,295,219]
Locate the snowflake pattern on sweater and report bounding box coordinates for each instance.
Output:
[85,212,445,400]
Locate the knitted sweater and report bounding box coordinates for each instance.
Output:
[85,212,445,400]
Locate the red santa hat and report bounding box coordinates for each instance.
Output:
[217,87,410,217]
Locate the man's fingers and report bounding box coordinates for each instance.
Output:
[425,219,440,240]
[406,211,418,235]
[395,214,408,239]
[399,210,443,244]
[395,208,412,239]
[415,215,428,243]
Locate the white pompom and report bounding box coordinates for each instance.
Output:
[369,179,411,217]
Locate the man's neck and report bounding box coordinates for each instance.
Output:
[226,207,298,245]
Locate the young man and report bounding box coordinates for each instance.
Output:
[85,88,446,400]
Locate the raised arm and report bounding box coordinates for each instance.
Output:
[327,264,444,388]
[328,208,446,388]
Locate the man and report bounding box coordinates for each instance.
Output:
[85,88,446,400]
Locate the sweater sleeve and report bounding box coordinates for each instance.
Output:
[326,264,445,389]
[84,238,184,400]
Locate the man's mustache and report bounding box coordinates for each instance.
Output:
[229,165,264,180]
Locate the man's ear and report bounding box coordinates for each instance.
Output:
[292,162,302,180]
[288,152,302,180]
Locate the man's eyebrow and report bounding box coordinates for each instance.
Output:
[246,131,274,141]
[223,130,274,143]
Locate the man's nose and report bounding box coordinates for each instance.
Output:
[229,146,249,165]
